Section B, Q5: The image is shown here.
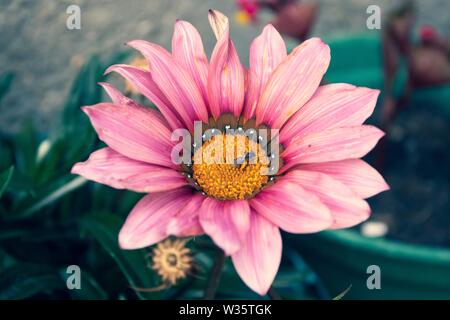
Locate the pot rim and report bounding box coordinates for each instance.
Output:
[319,229,450,265]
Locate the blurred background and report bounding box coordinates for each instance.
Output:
[1,0,449,133]
[0,0,449,300]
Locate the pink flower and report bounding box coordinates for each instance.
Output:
[72,10,388,296]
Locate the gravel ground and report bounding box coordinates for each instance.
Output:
[1,0,449,133]
[371,105,450,246]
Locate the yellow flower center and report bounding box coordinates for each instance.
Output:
[192,133,270,200]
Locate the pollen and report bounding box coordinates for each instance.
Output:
[193,133,269,200]
[151,239,192,285]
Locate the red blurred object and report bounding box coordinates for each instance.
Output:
[419,24,450,54]
[420,25,438,43]
[236,0,260,21]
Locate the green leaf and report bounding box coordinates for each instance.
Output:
[0,225,34,242]
[0,226,85,266]
[34,139,60,184]
[0,248,16,270]
[0,72,14,103]
[332,285,352,300]
[13,123,39,177]
[0,264,65,299]
[13,176,87,219]
[63,55,103,123]
[0,139,13,172]
[0,166,14,198]
[80,212,160,300]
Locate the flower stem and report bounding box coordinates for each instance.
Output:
[203,249,226,300]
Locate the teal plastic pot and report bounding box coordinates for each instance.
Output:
[288,230,450,299]
[287,34,450,299]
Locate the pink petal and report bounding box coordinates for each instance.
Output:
[299,159,389,199]
[250,179,332,233]
[82,102,176,169]
[207,10,245,119]
[105,64,184,131]
[199,198,250,255]
[255,38,330,129]
[98,82,134,105]
[232,210,282,296]
[172,20,209,104]
[281,125,385,172]
[71,147,186,193]
[243,24,287,122]
[127,40,209,131]
[119,187,195,249]
[208,10,228,40]
[166,193,205,237]
[280,84,380,145]
[284,170,371,229]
